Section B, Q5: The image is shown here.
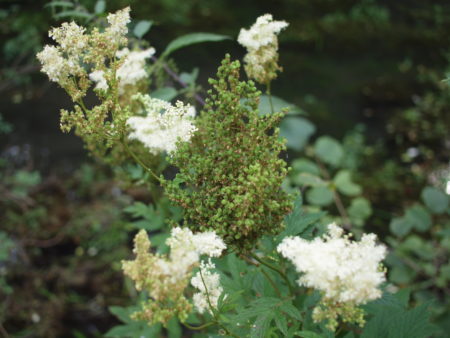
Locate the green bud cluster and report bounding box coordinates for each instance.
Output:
[313,297,366,332]
[163,55,292,250]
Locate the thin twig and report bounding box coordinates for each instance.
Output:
[315,157,352,229]
[150,56,205,106]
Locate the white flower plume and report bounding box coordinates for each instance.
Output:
[127,94,197,155]
[277,223,386,305]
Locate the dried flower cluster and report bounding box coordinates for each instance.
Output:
[127,94,197,155]
[238,14,288,84]
[122,227,226,325]
[277,223,386,330]
[163,55,292,250]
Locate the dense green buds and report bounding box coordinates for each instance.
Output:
[163,55,292,250]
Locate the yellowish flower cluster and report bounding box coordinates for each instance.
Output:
[122,227,226,325]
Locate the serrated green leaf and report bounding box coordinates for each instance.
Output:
[104,325,134,337]
[306,186,334,206]
[167,317,181,338]
[421,186,448,214]
[251,312,274,338]
[277,195,325,241]
[108,306,133,324]
[279,302,302,320]
[162,33,230,57]
[296,330,325,338]
[362,302,436,338]
[134,20,152,39]
[274,310,288,335]
[333,170,361,196]
[280,117,316,151]
[314,136,343,166]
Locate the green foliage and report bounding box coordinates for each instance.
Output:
[421,186,449,214]
[133,20,153,39]
[106,305,162,337]
[280,117,316,151]
[362,293,437,338]
[314,136,344,167]
[164,55,292,250]
[161,33,231,58]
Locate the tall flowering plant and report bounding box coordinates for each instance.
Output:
[37,7,435,338]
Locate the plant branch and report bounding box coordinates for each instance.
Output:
[151,56,205,106]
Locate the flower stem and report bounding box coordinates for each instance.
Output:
[199,268,239,337]
[266,81,275,114]
[183,321,215,330]
[121,136,161,182]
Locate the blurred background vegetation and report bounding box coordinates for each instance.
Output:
[1,0,449,336]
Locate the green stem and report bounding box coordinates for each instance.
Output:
[183,321,215,330]
[266,81,275,114]
[121,137,161,182]
[199,268,239,338]
[249,253,294,297]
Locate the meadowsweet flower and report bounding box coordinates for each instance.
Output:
[36,45,81,84]
[105,7,131,44]
[122,227,226,325]
[89,70,108,90]
[49,21,87,54]
[277,223,386,330]
[238,14,288,84]
[116,47,155,92]
[127,94,197,155]
[191,260,224,314]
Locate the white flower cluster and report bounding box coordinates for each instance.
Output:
[105,7,131,43]
[49,21,87,54]
[116,47,155,91]
[238,14,288,50]
[89,70,108,90]
[191,260,224,314]
[127,94,197,155]
[37,8,131,88]
[161,227,226,284]
[237,14,288,84]
[277,223,386,305]
[88,47,155,92]
[37,22,87,84]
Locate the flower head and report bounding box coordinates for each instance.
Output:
[277,223,386,330]
[122,227,226,325]
[191,260,224,314]
[116,47,155,92]
[238,14,288,84]
[36,45,82,84]
[89,70,108,90]
[106,7,131,43]
[127,94,197,155]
